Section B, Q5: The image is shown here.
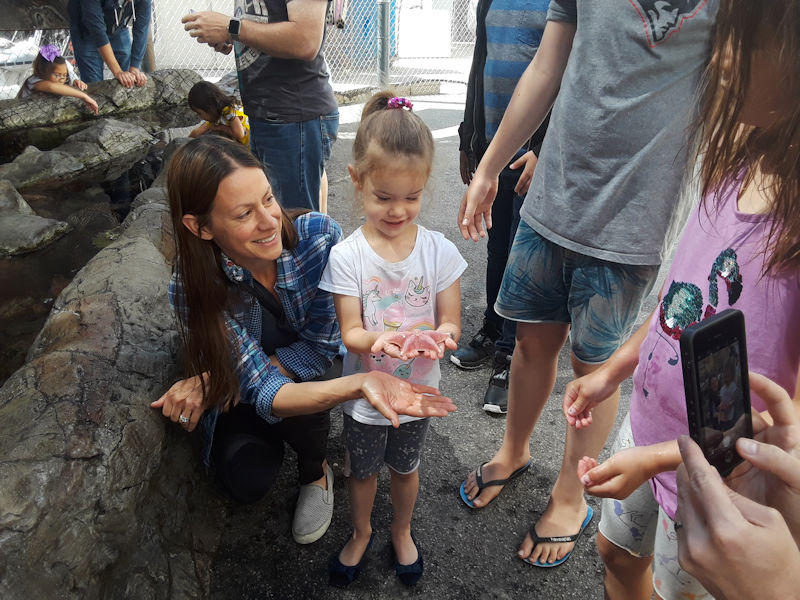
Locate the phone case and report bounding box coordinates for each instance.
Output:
[680,309,752,475]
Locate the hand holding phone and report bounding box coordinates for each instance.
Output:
[680,309,753,476]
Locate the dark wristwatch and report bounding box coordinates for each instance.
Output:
[228,18,241,41]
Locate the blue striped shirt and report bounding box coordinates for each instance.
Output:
[484,0,549,141]
[168,212,342,465]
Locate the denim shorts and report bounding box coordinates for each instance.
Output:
[495,220,659,363]
[249,111,339,212]
[599,414,712,599]
[343,414,430,479]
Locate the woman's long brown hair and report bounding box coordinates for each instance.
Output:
[167,136,299,411]
[695,0,800,275]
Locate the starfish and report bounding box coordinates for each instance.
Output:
[384,330,450,358]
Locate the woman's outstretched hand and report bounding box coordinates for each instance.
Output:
[360,371,457,427]
[151,373,209,432]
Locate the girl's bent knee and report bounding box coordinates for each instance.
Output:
[597,532,649,571]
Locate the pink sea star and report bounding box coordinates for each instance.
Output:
[384,330,450,358]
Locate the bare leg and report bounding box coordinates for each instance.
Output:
[597,532,654,600]
[338,473,378,566]
[389,468,420,565]
[319,169,329,214]
[307,459,328,489]
[462,321,570,507]
[519,355,620,564]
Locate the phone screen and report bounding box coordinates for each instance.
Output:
[695,339,749,464]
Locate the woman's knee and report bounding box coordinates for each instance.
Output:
[214,435,283,504]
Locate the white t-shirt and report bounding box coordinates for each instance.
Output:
[319,225,467,425]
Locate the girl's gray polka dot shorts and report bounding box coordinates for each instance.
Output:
[343,414,430,479]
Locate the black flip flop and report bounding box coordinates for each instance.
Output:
[459,460,532,508]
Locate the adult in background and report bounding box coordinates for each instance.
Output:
[67,0,151,87]
[458,0,717,568]
[182,0,338,212]
[452,0,550,415]
[155,136,456,545]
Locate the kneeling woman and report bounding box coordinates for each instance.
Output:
[154,136,455,545]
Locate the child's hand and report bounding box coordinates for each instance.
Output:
[371,330,454,360]
[436,331,458,358]
[577,447,654,499]
[563,368,619,429]
[370,332,405,359]
[82,95,99,115]
[73,79,88,91]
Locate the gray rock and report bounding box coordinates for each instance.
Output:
[155,126,196,145]
[0,146,84,190]
[58,119,153,169]
[0,179,34,214]
[0,120,154,191]
[0,69,203,132]
[130,186,168,212]
[0,200,223,599]
[0,212,69,256]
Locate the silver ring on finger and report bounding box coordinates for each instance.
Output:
[179,414,190,424]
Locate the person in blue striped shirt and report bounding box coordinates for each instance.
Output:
[453,0,550,415]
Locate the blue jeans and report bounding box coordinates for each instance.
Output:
[70,26,132,83]
[249,112,339,211]
[485,165,525,355]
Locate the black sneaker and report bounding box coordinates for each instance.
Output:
[483,352,511,414]
[449,323,498,370]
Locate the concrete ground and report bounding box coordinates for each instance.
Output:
[209,88,667,599]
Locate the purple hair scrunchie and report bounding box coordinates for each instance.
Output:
[40,44,61,62]
[387,97,413,110]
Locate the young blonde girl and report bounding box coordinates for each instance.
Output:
[187,80,250,146]
[319,92,466,587]
[562,2,800,599]
[18,45,97,114]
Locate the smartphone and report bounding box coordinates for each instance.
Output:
[680,308,753,476]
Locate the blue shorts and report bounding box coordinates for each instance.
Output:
[495,220,659,363]
[343,414,429,479]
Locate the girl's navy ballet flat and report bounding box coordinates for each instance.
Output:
[328,533,375,588]
[391,533,424,586]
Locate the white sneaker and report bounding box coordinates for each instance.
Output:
[292,463,334,544]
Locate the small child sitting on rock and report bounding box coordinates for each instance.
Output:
[18,45,98,115]
[187,81,250,146]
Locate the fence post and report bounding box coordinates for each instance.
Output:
[377,0,390,88]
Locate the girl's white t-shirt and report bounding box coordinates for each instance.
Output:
[320,224,467,425]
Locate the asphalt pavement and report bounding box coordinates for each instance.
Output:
[209,88,667,600]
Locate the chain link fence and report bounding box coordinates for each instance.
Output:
[0,29,73,100]
[0,0,475,100]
